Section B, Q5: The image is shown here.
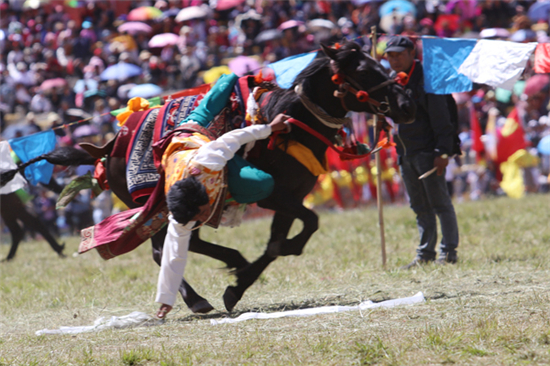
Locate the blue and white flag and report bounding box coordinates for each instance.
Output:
[458,40,537,90]
[422,37,537,94]
[422,37,477,94]
[268,52,318,89]
[9,130,56,185]
[0,141,26,194]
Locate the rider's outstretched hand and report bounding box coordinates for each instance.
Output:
[156,304,173,319]
[269,114,291,132]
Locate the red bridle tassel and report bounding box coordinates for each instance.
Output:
[396,72,409,86]
[331,73,345,85]
[356,90,369,103]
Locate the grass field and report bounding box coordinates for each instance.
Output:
[1,194,550,365]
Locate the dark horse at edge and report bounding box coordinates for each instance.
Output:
[1,42,416,312]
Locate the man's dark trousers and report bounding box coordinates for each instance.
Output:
[400,151,459,261]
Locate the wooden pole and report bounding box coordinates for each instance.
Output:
[371,26,387,269]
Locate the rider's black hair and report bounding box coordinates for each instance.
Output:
[166,176,209,225]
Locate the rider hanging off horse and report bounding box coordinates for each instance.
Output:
[0,41,416,316]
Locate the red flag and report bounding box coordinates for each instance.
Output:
[534,43,550,74]
[496,108,526,164]
[470,105,485,161]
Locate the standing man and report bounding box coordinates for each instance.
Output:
[385,36,460,268]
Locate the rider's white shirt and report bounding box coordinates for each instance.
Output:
[155,124,272,307]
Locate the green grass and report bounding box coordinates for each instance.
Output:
[1,194,550,365]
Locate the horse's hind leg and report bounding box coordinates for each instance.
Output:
[151,226,214,314]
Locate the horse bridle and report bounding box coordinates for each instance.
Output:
[330,60,409,116]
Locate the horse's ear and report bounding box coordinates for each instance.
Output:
[321,43,338,60]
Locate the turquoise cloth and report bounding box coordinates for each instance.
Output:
[179,73,239,127]
[227,155,274,203]
[178,72,274,203]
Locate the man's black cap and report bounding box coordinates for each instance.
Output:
[385,36,414,53]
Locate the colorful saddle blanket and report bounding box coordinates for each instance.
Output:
[112,81,249,203]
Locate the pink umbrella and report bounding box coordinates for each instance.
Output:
[148,33,180,48]
[73,124,100,138]
[40,78,67,91]
[127,6,163,21]
[216,0,245,11]
[228,55,261,76]
[118,22,152,35]
[278,20,304,31]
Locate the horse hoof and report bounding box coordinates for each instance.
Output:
[223,286,241,312]
[190,300,214,314]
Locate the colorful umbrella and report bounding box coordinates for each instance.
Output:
[379,0,416,17]
[537,135,550,155]
[216,0,246,11]
[40,78,68,91]
[148,33,180,48]
[100,62,142,81]
[479,28,510,39]
[73,124,100,138]
[255,29,282,43]
[162,8,180,19]
[175,6,208,22]
[203,66,232,84]
[528,1,550,22]
[510,29,536,42]
[73,79,98,93]
[127,6,162,21]
[308,19,336,31]
[228,56,261,76]
[127,83,163,99]
[66,109,92,119]
[278,20,304,31]
[118,22,152,35]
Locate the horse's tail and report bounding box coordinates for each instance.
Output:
[0,147,97,188]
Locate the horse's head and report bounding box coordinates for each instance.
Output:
[320,41,416,125]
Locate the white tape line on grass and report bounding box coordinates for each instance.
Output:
[36,311,160,335]
[210,292,425,325]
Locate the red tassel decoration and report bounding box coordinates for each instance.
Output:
[356,90,369,103]
[331,73,345,85]
[396,72,409,86]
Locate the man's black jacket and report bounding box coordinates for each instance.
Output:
[393,60,456,158]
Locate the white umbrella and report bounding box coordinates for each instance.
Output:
[148,33,181,48]
[308,19,335,32]
[175,5,209,22]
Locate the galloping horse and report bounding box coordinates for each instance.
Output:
[1,42,415,312]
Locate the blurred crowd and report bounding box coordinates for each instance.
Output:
[1,0,550,239]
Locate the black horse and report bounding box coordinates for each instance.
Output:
[1,42,415,312]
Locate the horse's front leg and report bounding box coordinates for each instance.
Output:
[223,187,319,312]
[151,226,214,314]
[222,211,293,312]
[188,227,250,271]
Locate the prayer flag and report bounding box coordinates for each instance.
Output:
[268,52,318,89]
[469,105,485,161]
[9,130,56,185]
[496,108,526,164]
[534,43,550,74]
[0,141,26,194]
[458,40,536,90]
[422,37,476,94]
